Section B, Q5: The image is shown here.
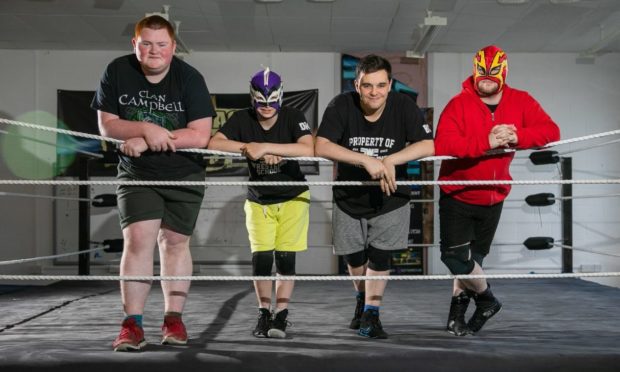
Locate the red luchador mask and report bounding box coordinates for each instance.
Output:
[473,45,508,95]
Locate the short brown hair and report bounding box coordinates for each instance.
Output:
[134,15,175,39]
[355,54,392,81]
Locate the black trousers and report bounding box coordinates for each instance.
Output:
[439,193,504,266]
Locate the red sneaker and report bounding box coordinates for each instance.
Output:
[161,315,188,345]
[112,318,147,352]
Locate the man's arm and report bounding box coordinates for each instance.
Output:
[514,95,560,149]
[169,117,213,149]
[381,139,435,195]
[315,136,386,179]
[207,132,246,153]
[241,134,314,160]
[98,111,176,152]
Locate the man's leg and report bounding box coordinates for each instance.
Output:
[158,227,192,313]
[113,219,160,351]
[269,251,297,338]
[158,226,193,345]
[464,202,504,333]
[121,219,160,313]
[343,251,368,329]
[252,250,274,338]
[332,203,368,330]
[358,246,391,339]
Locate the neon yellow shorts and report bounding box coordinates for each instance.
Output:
[244,191,310,253]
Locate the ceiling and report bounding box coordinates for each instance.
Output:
[1,0,619,56]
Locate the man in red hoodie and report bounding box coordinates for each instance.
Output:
[434,45,560,336]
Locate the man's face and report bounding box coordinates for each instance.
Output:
[473,46,507,96]
[476,79,500,97]
[255,105,278,120]
[133,27,176,75]
[355,69,391,113]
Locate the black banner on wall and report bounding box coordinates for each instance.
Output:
[56,89,319,177]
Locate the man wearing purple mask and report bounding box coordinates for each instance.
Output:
[208,68,314,339]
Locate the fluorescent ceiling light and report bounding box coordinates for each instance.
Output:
[577,26,620,63]
[496,0,529,4]
[406,14,447,58]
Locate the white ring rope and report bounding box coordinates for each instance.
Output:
[0,272,618,281]
[553,193,620,201]
[553,243,620,258]
[559,138,620,156]
[0,117,446,162]
[1,179,619,187]
[3,191,618,204]
[0,128,103,159]
[2,117,620,162]
[2,242,616,266]
[2,118,620,281]
[0,191,95,203]
[0,247,104,266]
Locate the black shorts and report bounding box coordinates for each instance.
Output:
[439,193,503,265]
[116,171,205,236]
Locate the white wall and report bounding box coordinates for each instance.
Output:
[429,52,620,287]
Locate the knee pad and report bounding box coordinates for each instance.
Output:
[471,252,485,267]
[252,251,274,276]
[441,244,475,275]
[343,250,368,269]
[367,246,391,272]
[274,251,296,275]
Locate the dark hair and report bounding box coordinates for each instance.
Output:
[134,15,175,39]
[355,54,392,81]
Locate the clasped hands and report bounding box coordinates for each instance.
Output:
[489,124,518,149]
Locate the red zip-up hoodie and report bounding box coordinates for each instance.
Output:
[435,77,560,206]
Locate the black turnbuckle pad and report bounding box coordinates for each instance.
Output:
[529,150,559,165]
[102,239,124,253]
[92,194,117,207]
[525,193,556,206]
[523,237,554,250]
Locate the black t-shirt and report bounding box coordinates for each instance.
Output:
[317,91,433,218]
[91,54,216,180]
[218,106,311,204]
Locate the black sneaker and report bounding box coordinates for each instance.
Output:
[446,292,471,336]
[349,295,365,329]
[252,308,271,338]
[467,287,502,334]
[358,310,388,339]
[267,309,290,339]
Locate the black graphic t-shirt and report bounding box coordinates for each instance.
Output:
[91,54,215,180]
[317,91,433,219]
[218,106,311,204]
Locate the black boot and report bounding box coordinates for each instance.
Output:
[268,309,290,339]
[349,293,365,329]
[252,308,272,338]
[467,284,502,334]
[446,291,471,336]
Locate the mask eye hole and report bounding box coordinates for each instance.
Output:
[476,65,486,75]
[489,66,501,75]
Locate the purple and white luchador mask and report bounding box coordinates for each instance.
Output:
[250,68,283,112]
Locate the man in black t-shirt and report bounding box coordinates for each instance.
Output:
[315,55,434,339]
[208,68,313,339]
[91,15,215,352]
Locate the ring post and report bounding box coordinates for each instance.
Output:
[78,155,90,275]
[561,157,573,273]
